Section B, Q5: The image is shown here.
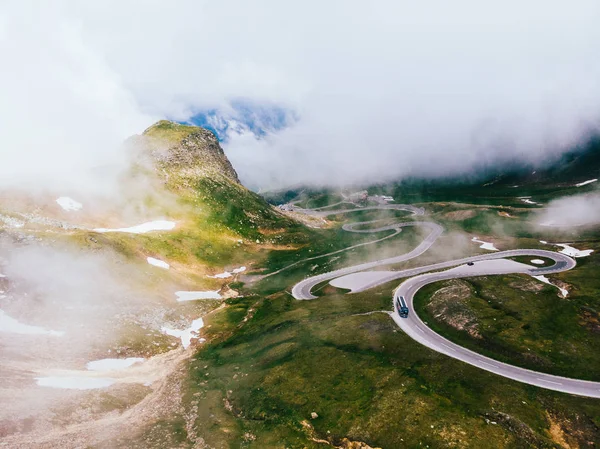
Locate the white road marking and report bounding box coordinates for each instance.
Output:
[416,327,425,333]
[441,343,456,352]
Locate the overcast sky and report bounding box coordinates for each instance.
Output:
[1,0,599,190]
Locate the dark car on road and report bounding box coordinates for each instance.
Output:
[396,296,409,318]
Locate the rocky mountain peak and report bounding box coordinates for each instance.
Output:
[140,120,240,185]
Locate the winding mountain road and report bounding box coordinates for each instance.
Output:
[290,203,600,398]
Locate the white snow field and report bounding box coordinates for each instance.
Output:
[56,197,83,211]
[471,237,499,251]
[519,197,538,205]
[0,310,64,336]
[86,358,145,371]
[161,317,205,349]
[93,220,176,234]
[556,244,593,258]
[175,291,222,302]
[209,271,232,279]
[147,257,170,269]
[575,179,598,187]
[208,266,246,278]
[532,275,569,297]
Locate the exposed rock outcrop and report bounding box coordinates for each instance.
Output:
[127,120,240,188]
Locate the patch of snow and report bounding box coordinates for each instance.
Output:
[556,243,593,258]
[539,240,548,244]
[530,259,545,265]
[575,179,598,187]
[175,291,222,301]
[147,257,170,270]
[519,198,538,205]
[471,237,499,251]
[532,275,568,297]
[209,271,232,279]
[86,357,145,371]
[56,197,83,211]
[93,220,176,234]
[36,376,114,390]
[161,317,204,349]
[0,310,64,336]
[232,266,246,274]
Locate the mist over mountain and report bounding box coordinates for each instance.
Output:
[2,1,600,193]
[5,2,600,447]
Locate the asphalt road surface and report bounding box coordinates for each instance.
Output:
[290,203,600,398]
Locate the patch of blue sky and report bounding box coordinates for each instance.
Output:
[180,99,294,141]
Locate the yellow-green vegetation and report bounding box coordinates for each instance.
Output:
[143,120,201,144]
[292,192,346,209]
[127,284,600,448]
[89,156,600,447]
[91,176,600,448]
[415,253,600,381]
[74,121,316,271]
[427,203,532,239]
[253,210,424,295]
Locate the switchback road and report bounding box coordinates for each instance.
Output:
[290,203,600,398]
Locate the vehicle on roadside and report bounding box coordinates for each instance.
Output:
[396,296,409,318]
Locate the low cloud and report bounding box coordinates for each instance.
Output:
[0,1,153,194]
[1,1,600,191]
[535,191,600,228]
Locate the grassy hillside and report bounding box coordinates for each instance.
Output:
[7,129,594,447]
[121,284,600,448]
[84,120,316,269]
[114,190,600,448]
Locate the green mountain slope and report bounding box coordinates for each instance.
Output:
[119,120,310,267]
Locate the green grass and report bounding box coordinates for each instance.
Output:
[143,120,202,143]
[415,267,600,381]
[508,255,555,266]
[253,224,423,296]
[296,192,345,209]
[100,178,600,447]
[171,285,600,448]
[69,167,314,271]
